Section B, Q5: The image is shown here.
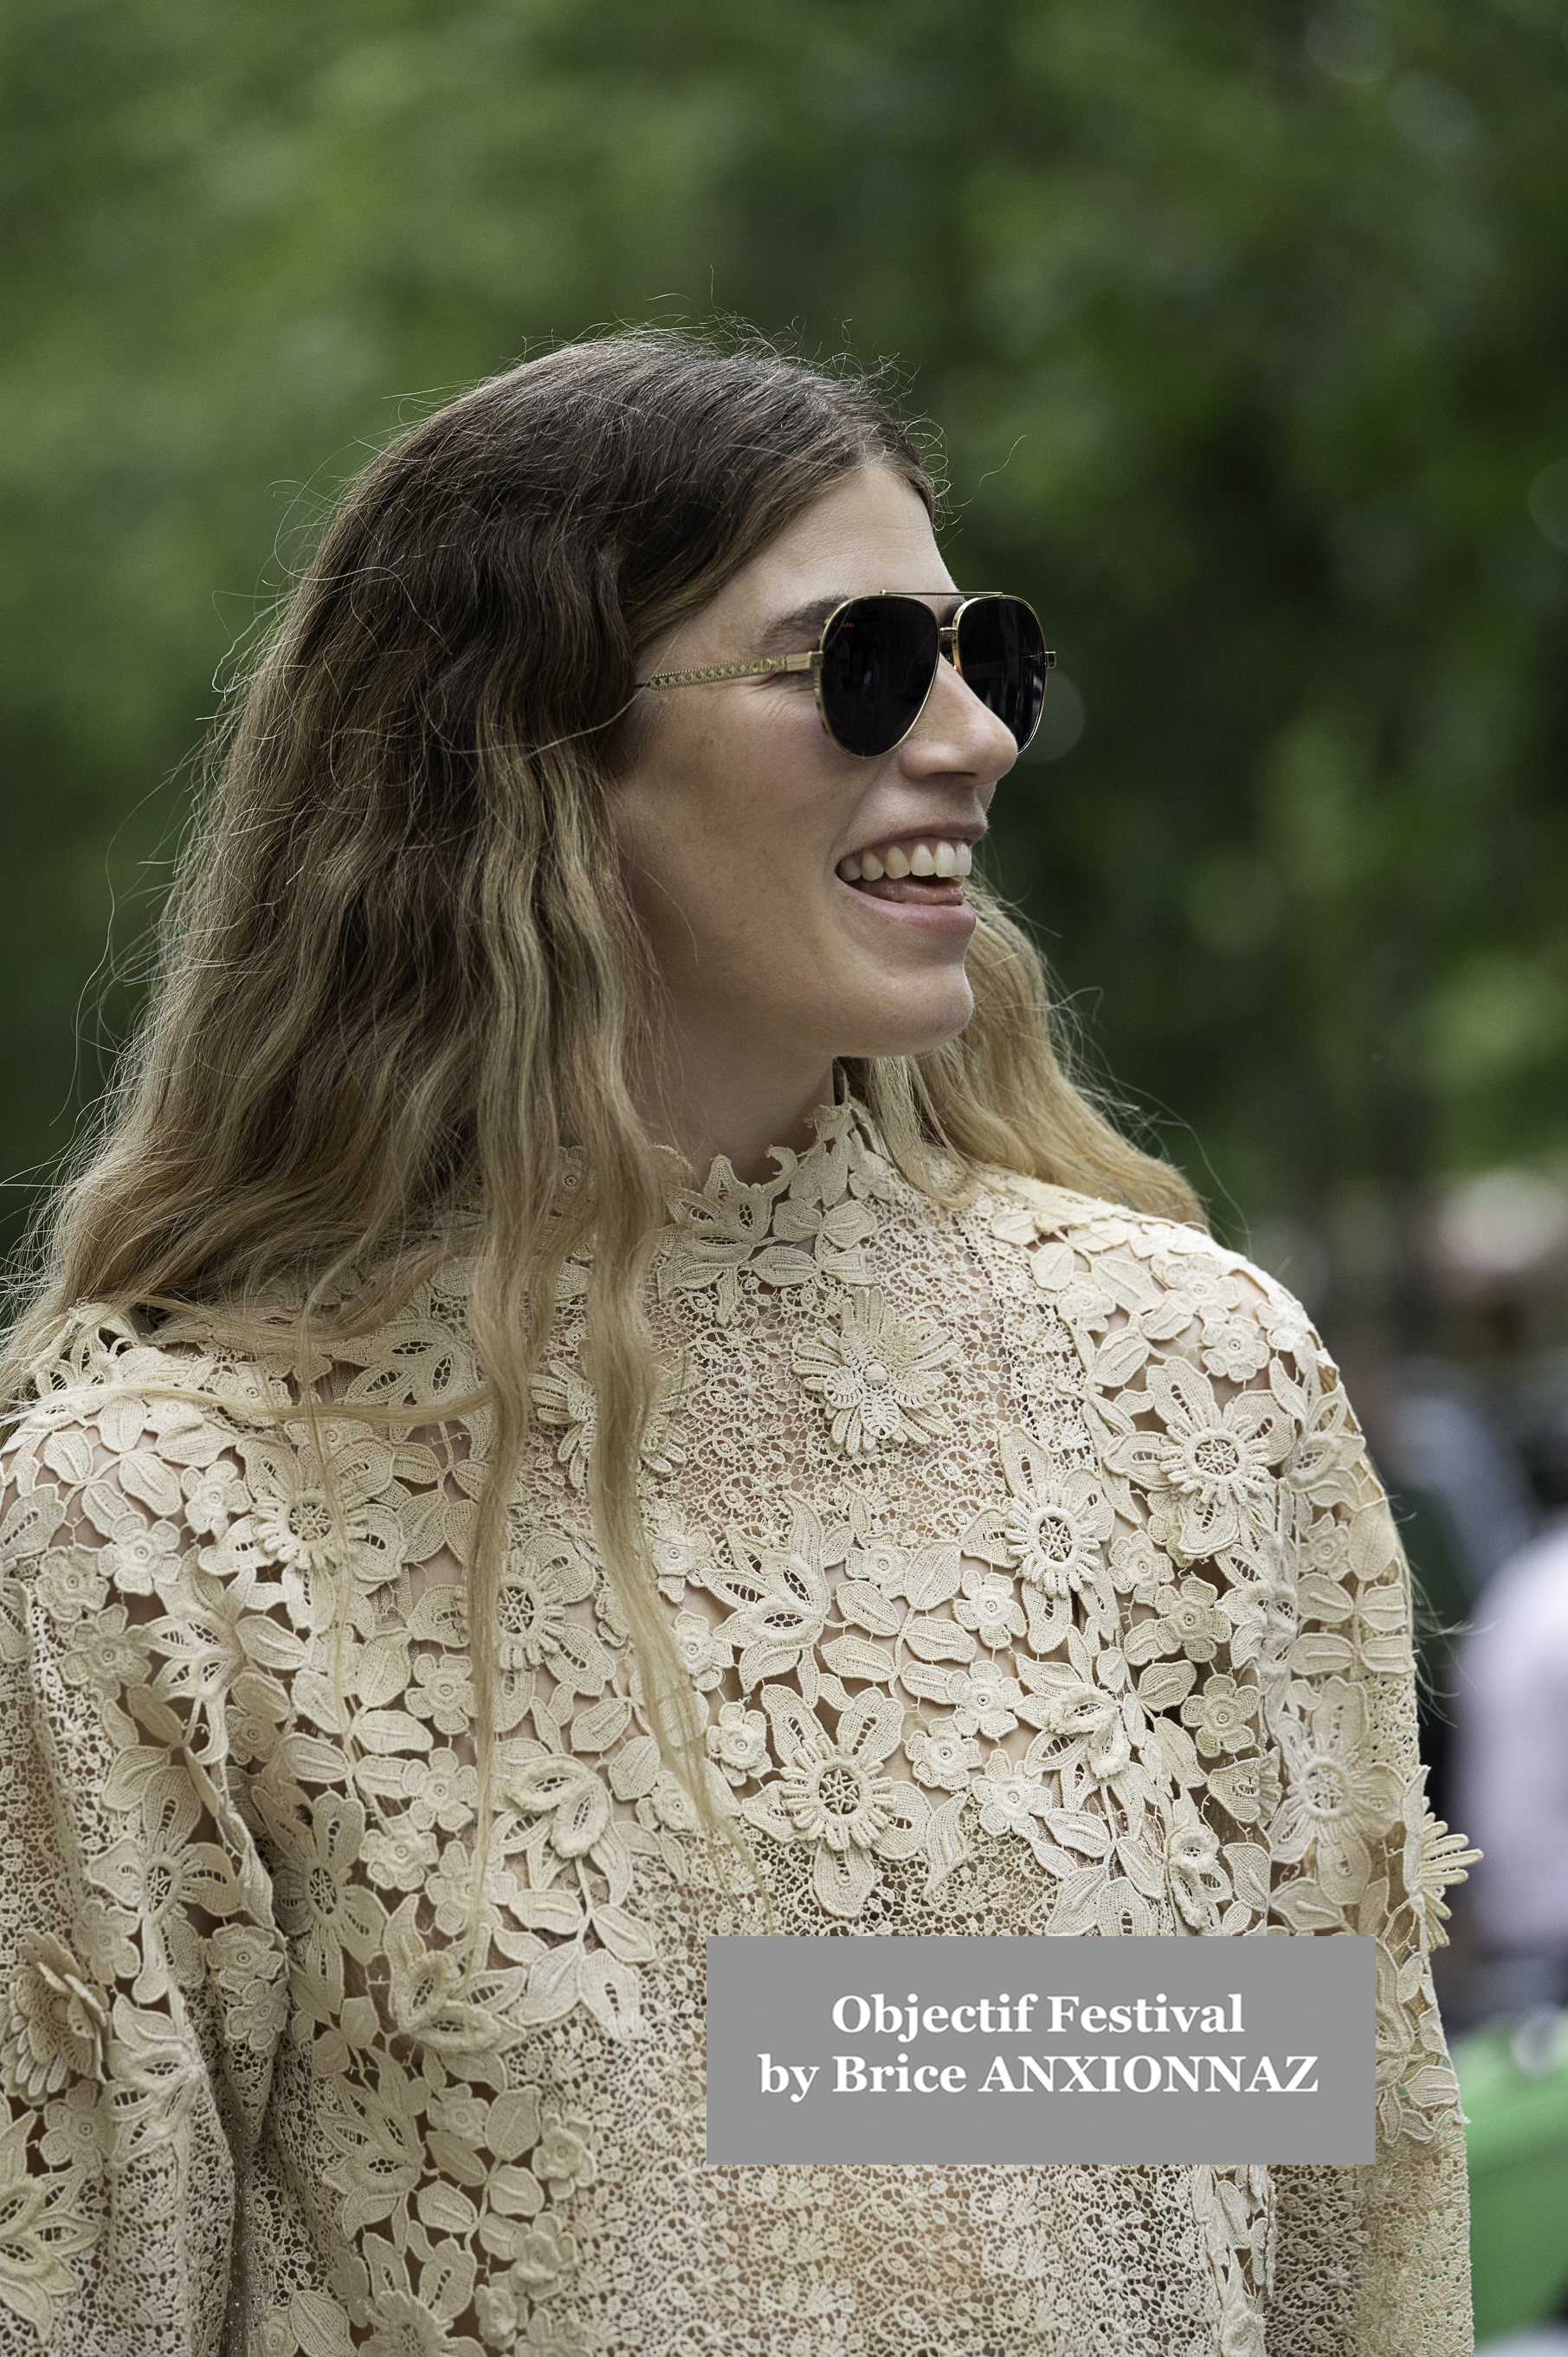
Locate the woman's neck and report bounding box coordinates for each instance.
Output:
[633,1035,839,1184]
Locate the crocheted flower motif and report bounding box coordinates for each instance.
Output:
[1006,1486,1105,1598]
[204,1922,288,2053]
[644,1501,720,1602]
[495,1556,570,1669]
[0,1934,108,2102]
[793,1288,955,1456]
[101,1517,184,1598]
[361,1820,440,1893]
[536,2108,598,2202]
[403,1749,479,1835]
[640,1769,701,1837]
[706,1699,768,1786]
[57,1605,155,1695]
[407,1651,475,1736]
[671,1609,732,1694]
[705,1503,832,1689]
[982,1429,1116,1600]
[487,2212,579,2301]
[32,1548,108,1623]
[268,1792,385,2015]
[1200,1319,1270,1384]
[973,1755,1053,1844]
[1150,1248,1235,1324]
[243,1424,403,1591]
[1126,1573,1229,1666]
[945,1660,1025,1741]
[905,1717,982,1792]
[39,2078,111,2179]
[1272,1676,1404,1905]
[531,1359,597,1488]
[1180,1671,1260,1758]
[1105,1360,1289,1561]
[782,1740,895,1852]
[746,1689,927,1918]
[952,1564,1025,1644]
[180,1463,248,1540]
[532,1353,685,1488]
[1395,1789,1480,1952]
[494,1538,605,1691]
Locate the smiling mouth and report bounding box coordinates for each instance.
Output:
[837,836,974,905]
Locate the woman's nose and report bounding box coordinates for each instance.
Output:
[898,654,1020,785]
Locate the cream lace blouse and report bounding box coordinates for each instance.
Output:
[0,1101,1474,2355]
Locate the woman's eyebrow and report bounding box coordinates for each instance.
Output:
[753,596,847,654]
[754,590,964,654]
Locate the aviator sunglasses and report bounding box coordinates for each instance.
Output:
[642,591,1055,760]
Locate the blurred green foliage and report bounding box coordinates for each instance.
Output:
[3,0,1567,1283]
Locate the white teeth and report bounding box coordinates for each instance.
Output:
[840,839,976,886]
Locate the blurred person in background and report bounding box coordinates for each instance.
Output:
[1348,1167,1565,1852]
[1455,1388,1568,2019]
[1371,1353,1537,1833]
[0,333,1473,2355]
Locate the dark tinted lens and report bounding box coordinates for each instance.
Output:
[817,597,939,757]
[954,596,1049,750]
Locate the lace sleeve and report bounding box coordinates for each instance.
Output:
[1267,1465,1474,2357]
[1154,1276,1474,2355]
[976,1183,1476,2355]
[0,1363,289,2353]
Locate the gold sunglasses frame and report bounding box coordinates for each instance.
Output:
[641,591,1055,759]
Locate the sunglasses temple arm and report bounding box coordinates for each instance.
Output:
[641,653,816,692]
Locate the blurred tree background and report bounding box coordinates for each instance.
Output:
[3,0,1568,1355]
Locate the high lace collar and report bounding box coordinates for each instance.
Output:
[670,1088,890,1220]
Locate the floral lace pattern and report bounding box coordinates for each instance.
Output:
[0,1100,1472,2354]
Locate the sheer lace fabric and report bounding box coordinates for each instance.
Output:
[0,1100,1472,2354]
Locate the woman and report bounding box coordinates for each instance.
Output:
[0,333,1473,2354]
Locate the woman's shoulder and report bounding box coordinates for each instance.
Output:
[0,1306,287,1565]
[968,1159,1231,1263]
[965,1164,1321,1359]
[6,1303,289,1427]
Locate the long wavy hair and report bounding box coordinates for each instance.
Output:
[0,329,1201,1848]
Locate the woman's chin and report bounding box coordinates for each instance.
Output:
[833,987,976,1066]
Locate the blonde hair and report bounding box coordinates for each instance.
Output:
[1,329,1200,1850]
